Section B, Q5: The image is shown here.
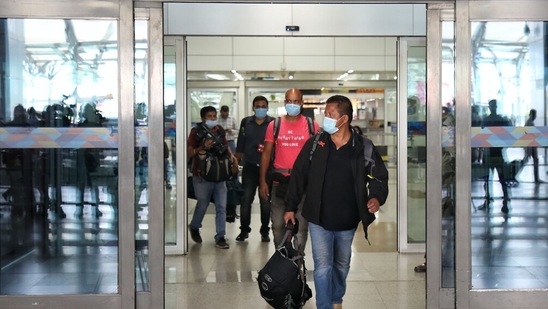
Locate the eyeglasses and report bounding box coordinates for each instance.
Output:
[284,99,302,104]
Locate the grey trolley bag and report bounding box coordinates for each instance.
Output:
[257,220,312,309]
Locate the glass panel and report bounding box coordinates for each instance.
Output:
[188,90,237,126]
[470,21,548,290]
[442,21,456,288]
[164,46,176,246]
[0,19,119,295]
[406,46,427,244]
[134,19,149,292]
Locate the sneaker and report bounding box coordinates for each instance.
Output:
[189,226,202,243]
[215,237,229,249]
[261,234,270,242]
[235,232,249,242]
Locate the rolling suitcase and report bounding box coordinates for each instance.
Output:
[257,221,312,309]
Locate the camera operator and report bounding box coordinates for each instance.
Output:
[187,106,237,249]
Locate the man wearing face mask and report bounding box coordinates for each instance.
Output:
[234,96,274,242]
[284,95,388,309]
[187,106,237,249]
[259,88,319,254]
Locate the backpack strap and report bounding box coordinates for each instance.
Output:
[309,133,323,161]
[273,117,281,141]
[305,116,314,136]
[361,136,376,178]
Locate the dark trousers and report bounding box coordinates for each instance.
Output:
[239,163,271,235]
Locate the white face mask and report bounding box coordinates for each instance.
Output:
[322,116,342,134]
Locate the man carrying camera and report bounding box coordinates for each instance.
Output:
[187,106,237,249]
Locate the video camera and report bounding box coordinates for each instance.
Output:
[195,125,228,156]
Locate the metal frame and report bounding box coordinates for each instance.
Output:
[426,4,447,308]
[144,6,165,308]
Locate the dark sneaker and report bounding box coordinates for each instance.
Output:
[501,199,509,214]
[261,234,270,242]
[235,232,249,242]
[215,237,229,249]
[189,226,202,243]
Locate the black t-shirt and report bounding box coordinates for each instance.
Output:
[320,138,360,231]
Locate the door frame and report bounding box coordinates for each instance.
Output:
[397,36,427,254]
[454,1,548,308]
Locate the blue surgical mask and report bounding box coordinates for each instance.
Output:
[205,120,218,128]
[322,116,342,134]
[285,103,301,116]
[254,108,268,119]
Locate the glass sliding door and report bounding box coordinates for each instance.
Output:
[0,18,119,295]
[469,20,548,290]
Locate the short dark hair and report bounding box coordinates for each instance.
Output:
[325,95,353,124]
[220,105,229,112]
[200,106,217,118]
[252,95,269,107]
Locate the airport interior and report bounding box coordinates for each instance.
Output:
[1,1,548,308]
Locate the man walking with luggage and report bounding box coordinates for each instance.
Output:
[234,96,274,242]
[259,88,319,254]
[284,95,389,309]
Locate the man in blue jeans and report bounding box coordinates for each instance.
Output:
[234,96,273,242]
[187,106,237,249]
[284,95,389,309]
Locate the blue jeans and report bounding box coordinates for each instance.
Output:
[190,176,227,241]
[239,163,271,235]
[309,222,356,309]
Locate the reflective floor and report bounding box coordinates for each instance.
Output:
[166,172,427,309]
[4,157,547,304]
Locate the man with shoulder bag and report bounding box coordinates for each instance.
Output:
[187,106,238,249]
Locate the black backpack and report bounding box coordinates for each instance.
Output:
[194,124,235,182]
[257,221,312,309]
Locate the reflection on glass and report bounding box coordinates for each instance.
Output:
[164,50,177,246]
[406,46,426,244]
[0,18,119,295]
[441,21,456,289]
[134,19,149,292]
[470,21,548,290]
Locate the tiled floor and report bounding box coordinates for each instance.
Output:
[165,177,426,309]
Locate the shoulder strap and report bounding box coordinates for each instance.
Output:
[306,116,314,136]
[309,133,322,161]
[273,117,281,141]
[362,136,375,172]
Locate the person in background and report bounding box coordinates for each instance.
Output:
[259,88,319,254]
[218,105,238,154]
[234,96,274,242]
[481,99,512,213]
[219,104,240,221]
[284,95,389,309]
[522,109,544,183]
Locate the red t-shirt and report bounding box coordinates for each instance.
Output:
[264,115,319,173]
